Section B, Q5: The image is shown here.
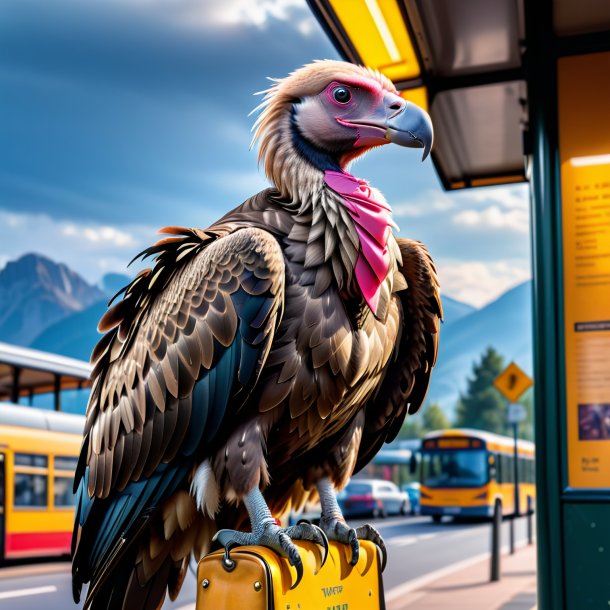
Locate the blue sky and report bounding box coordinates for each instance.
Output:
[0,0,532,307]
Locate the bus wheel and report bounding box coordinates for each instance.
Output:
[432,515,442,524]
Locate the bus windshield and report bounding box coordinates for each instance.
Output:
[422,450,488,488]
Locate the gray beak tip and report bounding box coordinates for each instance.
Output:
[385,102,434,160]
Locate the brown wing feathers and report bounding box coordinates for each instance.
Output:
[79,227,285,499]
[72,226,286,609]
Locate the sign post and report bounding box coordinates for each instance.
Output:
[494,363,533,554]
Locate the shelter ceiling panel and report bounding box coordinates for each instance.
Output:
[403,0,524,76]
[430,81,527,188]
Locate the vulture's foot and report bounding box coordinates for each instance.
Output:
[286,520,329,565]
[355,523,387,571]
[318,514,360,565]
[316,477,387,571]
[213,488,327,589]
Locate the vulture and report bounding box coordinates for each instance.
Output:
[72,60,442,609]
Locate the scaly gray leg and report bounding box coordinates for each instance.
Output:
[213,487,328,588]
[316,477,387,570]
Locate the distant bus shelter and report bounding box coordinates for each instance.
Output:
[363,439,420,486]
[307,1,610,608]
[0,342,92,413]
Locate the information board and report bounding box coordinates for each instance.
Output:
[559,53,610,488]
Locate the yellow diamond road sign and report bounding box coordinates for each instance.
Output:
[493,362,533,403]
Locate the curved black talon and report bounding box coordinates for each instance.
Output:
[279,531,304,589]
[289,557,304,590]
[347,528,360,566]
[293,520,329,567]
[355,524,387,571]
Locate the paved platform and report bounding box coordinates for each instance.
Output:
[386,544,537,610]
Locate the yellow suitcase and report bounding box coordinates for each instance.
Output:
[196,540,385,610]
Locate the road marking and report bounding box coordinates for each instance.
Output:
[390,532,439,547]
[0,585,57,600]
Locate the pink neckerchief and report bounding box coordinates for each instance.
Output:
[324,170,397,315]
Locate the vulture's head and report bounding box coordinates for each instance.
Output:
[252,60,433,195]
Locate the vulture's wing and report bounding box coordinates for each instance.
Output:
[72,226,285,602]
[355,238,442,471]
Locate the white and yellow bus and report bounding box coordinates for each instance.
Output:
[420,429,535,522]
[0,342,89,560]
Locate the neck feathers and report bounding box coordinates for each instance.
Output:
[254,100,399,319]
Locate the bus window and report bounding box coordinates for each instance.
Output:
[55,456,78,471]
[54,476,76,507]
[54,455,79,508]
[422,450,488,488]
[14,454,48,468]
[14,473,47,507]
[14,452,48,508]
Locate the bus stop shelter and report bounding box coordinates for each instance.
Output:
[307,1,610,608]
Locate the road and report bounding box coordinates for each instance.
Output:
[0,515,533,609]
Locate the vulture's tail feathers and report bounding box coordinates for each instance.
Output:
[85,544,186,610]
[73,461,190,609]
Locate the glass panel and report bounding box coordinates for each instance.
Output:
[14,453,48,468]
[54,476,77,507]
[422,450,488,488]
[14,473,47,507]
[55,456,79,471]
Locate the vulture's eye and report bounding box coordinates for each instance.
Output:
[332,86,351,104]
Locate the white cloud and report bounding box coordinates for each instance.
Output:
[466,184,529,210]
[452,205,529,234]
[63,224,135,247]
[208,0,307,26]
[438,259,531,308]
[162,0,313,31]
[0,209,156,283]
[392,184,528,221]
[393,190,456,218]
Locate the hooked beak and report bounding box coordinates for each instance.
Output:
[338,92,434,161]
[385,101,434,161]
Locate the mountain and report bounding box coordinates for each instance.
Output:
[31,299,107,361]
[31,272,133,361]
[441,295,476,327]
[0,253,104,345]
[426,281,533,416]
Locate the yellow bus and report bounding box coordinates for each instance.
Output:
[0,342,90,561]
[419,429,535,522]
[0,404,84,560]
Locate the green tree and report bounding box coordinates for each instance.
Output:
[454,347,507,434]
[397,418,423,439]
[422,403,450,432]
[398,402,449,439]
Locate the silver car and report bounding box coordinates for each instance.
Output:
[340,479,410,518]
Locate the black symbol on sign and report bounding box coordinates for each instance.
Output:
[508,374,518,390]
